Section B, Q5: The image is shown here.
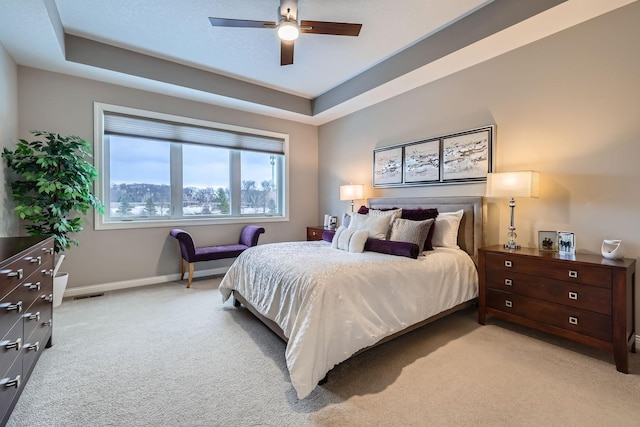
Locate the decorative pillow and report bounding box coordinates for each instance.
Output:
[431,210,464,248]
[348,213,393,240]
[322,230,336,242]
[341,212,352,228]
[331,226,368,252]
[389,218,434,253]
[400,208,439,250]
[364,238,420,259]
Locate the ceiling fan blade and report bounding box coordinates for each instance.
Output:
[300,20,362,36]
[281,40,294,66]
[209,17,276,28]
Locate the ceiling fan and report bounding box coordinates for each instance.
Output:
[209,0,362,66]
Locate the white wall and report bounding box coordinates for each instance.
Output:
[0,42,19,237]
[17,68,318,290]
[318,4,640,330]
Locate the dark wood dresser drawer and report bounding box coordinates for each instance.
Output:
[485,252,612,288]
[486,289,612,341]
[485,268,611,315]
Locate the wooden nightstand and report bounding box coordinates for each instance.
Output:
[478,245,636,373]
[306,226,334,241]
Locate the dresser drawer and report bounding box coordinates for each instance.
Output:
[0,320,23,377]
[0,243,54,299]
[23,295,52,344]
[0,356,22,420]
[485,252,612,288]
[485,268,612,315]
[486,289,612,341]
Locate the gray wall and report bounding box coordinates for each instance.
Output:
[0,42,19,237]
[318,3,640,331]
[16,68,318,289]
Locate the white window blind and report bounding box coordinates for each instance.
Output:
[103,112,285,155]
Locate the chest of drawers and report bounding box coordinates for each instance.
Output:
[0,236,55,425]
[478,245,635,373]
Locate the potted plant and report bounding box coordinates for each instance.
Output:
[2,130,104,304]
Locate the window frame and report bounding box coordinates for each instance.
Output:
[93,102,290,230]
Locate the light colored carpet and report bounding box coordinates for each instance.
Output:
[8,277,640,427]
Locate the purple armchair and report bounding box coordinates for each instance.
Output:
[169,225,265,288]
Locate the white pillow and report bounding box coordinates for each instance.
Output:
[348,213,392,240]
[368,208,402,221]
[431,210,464,248]
[331,226,368,252]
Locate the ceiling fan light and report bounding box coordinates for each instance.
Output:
[277,20,299,41]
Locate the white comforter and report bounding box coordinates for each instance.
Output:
[218,241,478,399]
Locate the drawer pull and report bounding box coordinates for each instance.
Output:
[42,247,54,255]
[25,281,42,291]
[25,311,41,322]
[26,342,40,353]
[504,278,513,286]
[41,268,53,276]
[568,316,579,325]
[568,270,578,279]
[2,301,23,313]
[505,300,513,308]
[568,291,578,300]
[2,338,22,351]
[7,268,24,280]
[1,375,21,389]
[504,260,513,268]
[41,294,54,303]
[29,256,42,265]
[42,319,53,328]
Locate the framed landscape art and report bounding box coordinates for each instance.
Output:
[373,125,494,188]
[373,146,403,186]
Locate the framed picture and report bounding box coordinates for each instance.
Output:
[558,231,576,254]
[538,230,558,252]
[373,125,494,187]
[403,138,440,183]
[442,127,493,182]
[373,146,403,186]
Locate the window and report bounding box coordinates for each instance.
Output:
[94,103,288,229]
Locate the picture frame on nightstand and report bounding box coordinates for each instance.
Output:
[558,231,576,255]
[538,230,558,252]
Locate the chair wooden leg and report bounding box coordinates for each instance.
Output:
[180,259,186,280]
[187,263,194,288]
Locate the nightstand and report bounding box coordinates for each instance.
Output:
[478,245,636,373]
[306,226,334,241]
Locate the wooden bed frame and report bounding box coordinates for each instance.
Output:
[232,196,485,372]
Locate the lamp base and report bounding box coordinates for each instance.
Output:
[504,242,521,250]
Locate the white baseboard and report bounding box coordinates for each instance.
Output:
[63,267,230,298]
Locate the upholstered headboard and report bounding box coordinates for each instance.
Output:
[367,196,485,262]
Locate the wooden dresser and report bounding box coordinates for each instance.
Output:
[478,245,636,373]
[0,236,55,425]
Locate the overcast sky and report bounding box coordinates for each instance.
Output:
[109,137,275,188]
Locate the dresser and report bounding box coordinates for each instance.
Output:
[0,236,55,425]
[478,245,635,373]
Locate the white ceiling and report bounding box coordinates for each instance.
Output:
[0,0,636,125]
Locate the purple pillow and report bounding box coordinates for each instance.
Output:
[364,238,419,259]
[357,206,397,215]
[322,230,336,242]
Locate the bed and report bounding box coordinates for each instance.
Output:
[219,196,484,399]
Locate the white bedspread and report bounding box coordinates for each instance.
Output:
[219,241,478,399]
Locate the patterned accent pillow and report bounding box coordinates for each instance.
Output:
[389,218,435,253]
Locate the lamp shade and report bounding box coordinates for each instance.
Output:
[486,171,540,198]
[340,184,364,201]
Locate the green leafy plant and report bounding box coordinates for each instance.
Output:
[2,130,104,252]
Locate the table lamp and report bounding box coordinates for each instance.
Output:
[340,184,364,213]
[486,171,540,249]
